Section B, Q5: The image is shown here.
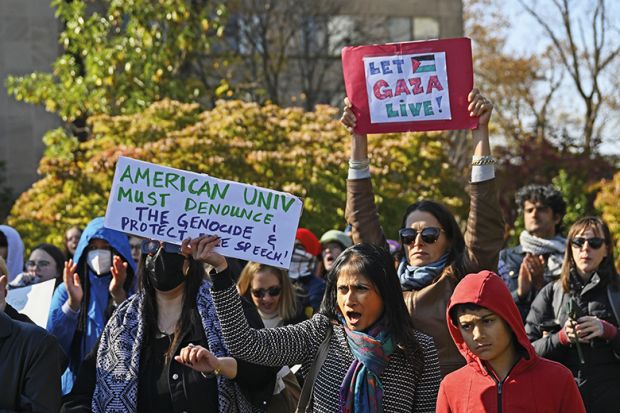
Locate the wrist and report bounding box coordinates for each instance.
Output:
[214,262,228,274]
[558,328,571,346]
[110,289,127,303]
[68,299,81,312]
[601,319,618,340]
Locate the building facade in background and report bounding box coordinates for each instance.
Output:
[0,0,462,207]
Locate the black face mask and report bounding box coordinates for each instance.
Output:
[145,249,187,292]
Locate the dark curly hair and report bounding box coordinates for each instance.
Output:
[515,184,566,234]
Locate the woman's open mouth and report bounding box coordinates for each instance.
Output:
[346,311,362,325]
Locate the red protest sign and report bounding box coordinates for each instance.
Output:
[342,37,476,134]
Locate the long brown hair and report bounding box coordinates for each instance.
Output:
[237,262,299,322]
[560,216,619,293]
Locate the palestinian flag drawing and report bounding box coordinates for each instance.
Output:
[411,54,436,74]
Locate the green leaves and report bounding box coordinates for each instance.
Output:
[6,0,226,124]
[8,99,465,251]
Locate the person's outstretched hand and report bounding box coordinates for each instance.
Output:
[64,259,83,312]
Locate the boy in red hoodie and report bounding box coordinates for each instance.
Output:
[437,270,585,413]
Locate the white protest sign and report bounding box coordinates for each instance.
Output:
[104,157,303,269]
[363,51,451,123]
[6,278,55,328]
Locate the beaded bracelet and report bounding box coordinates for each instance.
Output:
[471,155,496,166]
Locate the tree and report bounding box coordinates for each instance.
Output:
[7,99,466,251]
[518,0,620,155]
[5,0,227,129]
[0,161,13,222]
[594,171,620,266]
[212,0,373,110]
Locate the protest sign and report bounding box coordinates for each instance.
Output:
[104,157,303,269]
[342,37,476,134]
[6,278,55,328]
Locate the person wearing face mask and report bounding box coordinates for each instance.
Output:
[288,228,325,316]
[341,88,504,377]
[47,217,137,395]
[187,239,441,412]
[60,238,277,413]
[525,217,620,412]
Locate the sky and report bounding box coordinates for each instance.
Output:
[496,0,620,155]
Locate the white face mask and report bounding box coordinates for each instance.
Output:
[288,248,315,280]
[87,249,112,276]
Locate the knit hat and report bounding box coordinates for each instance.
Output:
[295,228,321,257]
[319,230,353,250]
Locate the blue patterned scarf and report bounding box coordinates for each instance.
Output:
[398,253,449,290]
[92,281,253,413]
[339,318,394,413]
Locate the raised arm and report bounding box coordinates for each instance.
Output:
[463,89,505,274]
[186,236,331,369]
[341,98,388,247]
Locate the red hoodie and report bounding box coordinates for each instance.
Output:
[436,271,585,413]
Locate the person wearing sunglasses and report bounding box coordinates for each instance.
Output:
[340,88,504,377]
[525,216,620,412]
[182,237,441,412]
[236,262,306,412]
[47,217,137,395]
[82,237,277,413]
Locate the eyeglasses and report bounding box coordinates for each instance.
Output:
[25,260,51,269]
[399,227,444,245]
[141,240,182,255]
[571,237,605,250]
[250,286,282,299]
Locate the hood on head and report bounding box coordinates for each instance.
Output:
[0,225,25,279]
[73,217,137,275]
[446,270,537,369]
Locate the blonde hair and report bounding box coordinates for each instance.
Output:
[0,256,7,276]
[237,262,299,322]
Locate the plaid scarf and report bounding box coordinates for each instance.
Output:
[339,318,394,413]
[92,281,252,413]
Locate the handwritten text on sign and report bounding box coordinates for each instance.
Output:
[363,52,451,124]
[104,157,303,269]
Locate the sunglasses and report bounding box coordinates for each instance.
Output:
[399,227,444,245]
[141,240,182,255]
[25,260,51,268]
[251,286,282,299]
[571,237,605,250]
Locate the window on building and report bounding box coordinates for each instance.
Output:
[413,17,440,40]
[387,17,412,42]
[327,15,355,55]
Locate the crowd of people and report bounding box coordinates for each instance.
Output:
[0,86,618,413]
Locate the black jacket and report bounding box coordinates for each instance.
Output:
[525,273,620,412]
[499,245,563,321]
[0,310,64,413]
[61,296,277,413]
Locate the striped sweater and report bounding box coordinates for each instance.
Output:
[211,274,441,412]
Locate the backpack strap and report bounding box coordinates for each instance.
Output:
[296,325,333,413]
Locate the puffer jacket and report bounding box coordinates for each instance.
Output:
[525,271,620,412]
